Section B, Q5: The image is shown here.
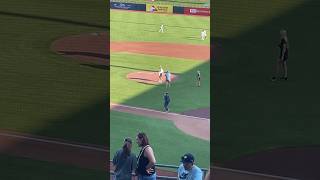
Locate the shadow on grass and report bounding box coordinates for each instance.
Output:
[81,64,110,70]
[110,65,158,72]
[0,11,108,29]
[212,0,320,179]
[114,60,210,113]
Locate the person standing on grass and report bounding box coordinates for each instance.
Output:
[136,132,157,180]
[272,29,289,81]
[163,91,171,112]
[178,153,203,180]
[158,65,164,82]
[159,24,164,33]
[201,29,207,40]
[196,70,201,87]
[112,137,137,180]
[165,69,171,89]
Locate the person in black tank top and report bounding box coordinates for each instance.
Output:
[272,29,289,81]
[135,132,157,180]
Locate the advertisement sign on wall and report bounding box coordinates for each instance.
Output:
[146,4,173,13]
[110,2,146,11]
[184,7,210,16]
[173,6,184,14]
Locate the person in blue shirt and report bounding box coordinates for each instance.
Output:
[112,137,137,180]
[177,153,203,180]
[163,92,170,112]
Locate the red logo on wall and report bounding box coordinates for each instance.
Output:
[184,7,210,16]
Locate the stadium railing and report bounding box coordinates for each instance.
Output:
[110,161,209,179]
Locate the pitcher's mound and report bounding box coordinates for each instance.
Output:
[127,71,177,85]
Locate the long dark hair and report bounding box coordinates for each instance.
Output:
[137,132,150,147]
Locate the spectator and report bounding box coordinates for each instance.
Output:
[178,153,203,180]
[204,168,210,180]
[112,137,137,180]
[150,5,157,12]
[136,132,157,180]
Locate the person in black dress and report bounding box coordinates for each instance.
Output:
[272,29,289,81]
[135,132,157,180]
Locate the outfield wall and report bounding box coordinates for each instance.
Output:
[110,2,146,11]
[110,2,210,16]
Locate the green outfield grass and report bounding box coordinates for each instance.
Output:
[110,7,210,167]
[111,53,209,112]
[0,0,107,145]
[111,10,210,45]
[213,0,320,163]
[110,10,210,112]
[0,154,105,179]
[110,111,210,169]
[111,0,210,8]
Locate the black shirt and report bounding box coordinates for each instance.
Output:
[279,38,288,59]
[136,145,156,176]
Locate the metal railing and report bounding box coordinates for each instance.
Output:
[110,161,208,179]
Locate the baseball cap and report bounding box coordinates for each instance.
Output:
[124,137,132,143]
[181,153,194,163]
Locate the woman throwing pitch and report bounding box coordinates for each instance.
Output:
[135,132,157,180]
[272,29,289,81]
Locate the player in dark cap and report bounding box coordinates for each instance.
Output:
[163,92,170,112]
[112,137,137,180]
[177,153,203,180]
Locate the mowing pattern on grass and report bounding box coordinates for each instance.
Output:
[110,10,210,112]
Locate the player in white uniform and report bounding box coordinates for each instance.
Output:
[158,65,164,82]
[159,24,164,33]
[201,29,207,40]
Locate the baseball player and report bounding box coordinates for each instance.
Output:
[163,92,170,112]
[201,29,207,40]
[165,70,171,89]
[158,65,164,82]
[196,70,201,87]
[159,24,164,33]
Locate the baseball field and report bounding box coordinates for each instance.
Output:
[0,0,107,178]
[213,0,320,178]
[110,6,211,171]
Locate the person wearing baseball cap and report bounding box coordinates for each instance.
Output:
[112,137,137,180]
[177,153,203,180]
